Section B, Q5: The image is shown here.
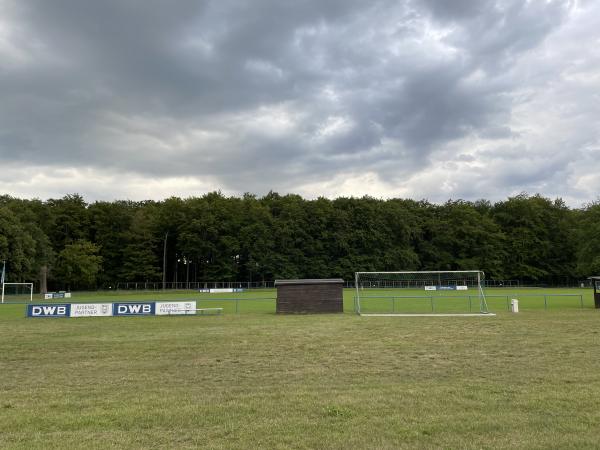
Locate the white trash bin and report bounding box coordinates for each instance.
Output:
[510,299,519,313]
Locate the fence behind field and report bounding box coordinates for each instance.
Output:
[113,280,360,291]
[355,293,589,314]
[115,281,276,291]
[111,280,590,291]
[486,293,586,311]
[195,296,276,314]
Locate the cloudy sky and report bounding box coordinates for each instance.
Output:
[0,0,598,205]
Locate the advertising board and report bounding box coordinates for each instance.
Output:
[28,301,207,318]
[112,302,156,316]
[27,304,71,318]
[70,303,113,317]
[155,301,196,315]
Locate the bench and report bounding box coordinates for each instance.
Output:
[169,307,223,315]
[195,307,223,315]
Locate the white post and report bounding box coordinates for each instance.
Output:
[1,260,4,303]
[510,299,519,313]
[355,272,360,314]
[477,271,481,311]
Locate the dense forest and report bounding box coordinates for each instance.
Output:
[0,192,598,291]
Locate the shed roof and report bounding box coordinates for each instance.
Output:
[274,278,344,286]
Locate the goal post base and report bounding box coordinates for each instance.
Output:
[359,313,497,317]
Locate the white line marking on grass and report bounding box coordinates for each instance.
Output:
[360,313,497,317]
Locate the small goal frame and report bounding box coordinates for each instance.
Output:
[354,270,494,317]
[1,282,34,303]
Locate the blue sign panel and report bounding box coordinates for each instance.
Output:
[112,302,155,316]
[27,304,71,318]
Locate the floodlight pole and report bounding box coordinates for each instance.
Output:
[162,232,168,291]
[1,260,5,304]
[185,258,191,290]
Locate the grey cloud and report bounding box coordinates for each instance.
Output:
[0,0,597,205]
[418,0,495,21]
[444,1,570,71]
[477,126,516,140]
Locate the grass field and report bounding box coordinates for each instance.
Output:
[1,288,599,449]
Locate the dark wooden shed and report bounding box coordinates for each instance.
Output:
[588,276,600,309]
[275,279,344,314]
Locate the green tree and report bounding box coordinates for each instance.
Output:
[418,200,507,277]
[237,194,275,284]
[575,202,600,276]
[379,199,421,272]
[492,194,576,283]
[54,240,103,290]
[45,194,90,253]
[88,201,136,286]
[0,205,36,280]
[120,207,162,282]
[263,193,312,279]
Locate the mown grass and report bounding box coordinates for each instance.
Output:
[1,290,599,449]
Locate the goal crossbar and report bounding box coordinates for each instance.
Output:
[355,270,485,275]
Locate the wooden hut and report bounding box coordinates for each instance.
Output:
[275,279,344,313]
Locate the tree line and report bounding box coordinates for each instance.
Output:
[0,192,598,291]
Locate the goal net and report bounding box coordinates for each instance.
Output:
[1,283,34,303]
[354,271,492,316]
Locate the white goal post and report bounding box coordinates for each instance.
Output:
[354,271,493,316]
[1,282,34,303]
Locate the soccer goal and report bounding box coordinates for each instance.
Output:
[354,271,494,316]
[1,282,34,303]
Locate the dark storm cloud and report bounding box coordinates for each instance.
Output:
[0,0,597,204]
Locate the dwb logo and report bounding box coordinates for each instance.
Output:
[113,302,155,316]
[27,304,71,318]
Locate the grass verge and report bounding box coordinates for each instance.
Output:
[1,302,599,449]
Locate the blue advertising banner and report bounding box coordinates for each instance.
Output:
[27,304,71,318]
[27,301,202,318]
[112,302,156,316]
